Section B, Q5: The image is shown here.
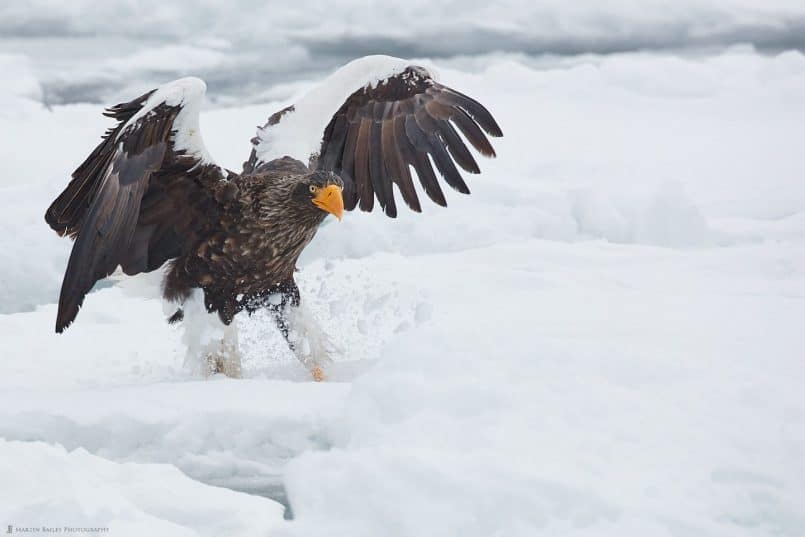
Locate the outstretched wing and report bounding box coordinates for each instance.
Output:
[246,55,502,217]
[45,78,232,332]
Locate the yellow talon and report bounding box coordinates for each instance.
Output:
[311,366,325,382]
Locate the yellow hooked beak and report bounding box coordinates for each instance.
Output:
[312,184,344,221]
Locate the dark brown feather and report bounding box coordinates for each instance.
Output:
[429,137,470,194]
[391,113,447,206]
[319,113,348,171]
[56,143,165,332]
[438,87,504,137]
[368,120,395,216]
[45,91,156,238]
[382,116,421,212]
[412,150,446,207]
[438,118,480,174]
[354,119,373,212]
[339,119,361,210]
[450,107,497,158]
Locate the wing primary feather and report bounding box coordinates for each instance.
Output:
[399,115,446,206]
[382,115,421,212]
[404,114,466,197]
[373,100,392,123]
[56,143,165,332]
[438,119,481,173]
[450,108,497,157]
[423,98,453,120]
[394,115,417,166]
[412,150,447,207]
[46,104,178,236]
[354,119,374,212]
[438,86,503,137]
[429,138,470,194]
[413,105,441,133]
[368,120,395,216]
[320,113,349,170]
[339,121,361,210]
[404,114,431,152]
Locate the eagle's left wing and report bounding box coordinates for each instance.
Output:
[46,77,233,332]
[246,55,502,217]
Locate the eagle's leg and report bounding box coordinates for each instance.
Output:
[286,301,336,382]
[209,321,242,378]
[264,283,334,381]
[181,289,242,378]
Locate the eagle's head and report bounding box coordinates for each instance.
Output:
[294,170,344,221]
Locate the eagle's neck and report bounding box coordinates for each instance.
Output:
[255,178,326,230]
[236,174,326,277]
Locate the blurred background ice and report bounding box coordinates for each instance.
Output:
[2,0,805,105]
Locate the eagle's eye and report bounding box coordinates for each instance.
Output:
[309,185,318,194]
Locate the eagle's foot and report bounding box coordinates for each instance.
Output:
[208,353,242,378]
[204,337,242,379]
[297,344,335,382]
[284,302,339,382]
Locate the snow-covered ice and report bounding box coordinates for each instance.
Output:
[0,440,285,536]
[1,20,805,537]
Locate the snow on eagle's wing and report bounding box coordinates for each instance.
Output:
[246,55,503,217]
[45,77,231,333]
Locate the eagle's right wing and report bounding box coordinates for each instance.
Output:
[45,78,234,333]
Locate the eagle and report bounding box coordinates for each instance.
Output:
[45,55,502,380]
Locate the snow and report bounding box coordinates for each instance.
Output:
[3,241,804,535]
[2,22,805,537]
[0,440,285,536]
[284,240,805,537]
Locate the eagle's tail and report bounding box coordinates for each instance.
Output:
[167,308,184,324]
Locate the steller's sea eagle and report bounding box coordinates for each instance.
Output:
[45,55,502,380]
